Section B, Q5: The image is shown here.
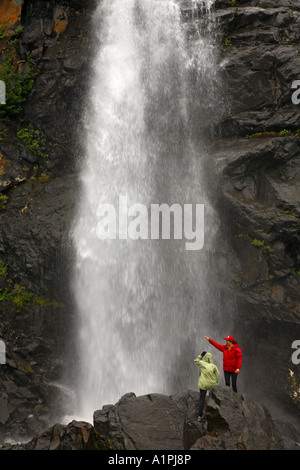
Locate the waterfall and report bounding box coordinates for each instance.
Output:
[71,0,221,422]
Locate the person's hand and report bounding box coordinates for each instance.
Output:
[204,336,209,340]
[235,369,240,373]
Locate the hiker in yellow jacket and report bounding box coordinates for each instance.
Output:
[194,351,219,422]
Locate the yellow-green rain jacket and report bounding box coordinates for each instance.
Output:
[194,352,220,390]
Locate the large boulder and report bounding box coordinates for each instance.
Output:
[92,387,298,450]
[192,386,289,450]
[93,392,194,451]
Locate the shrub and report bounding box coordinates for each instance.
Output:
[0,41,34,120]
[0,193,8,209]
[17,123,48,158]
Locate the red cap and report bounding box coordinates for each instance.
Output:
[224,335,235,343]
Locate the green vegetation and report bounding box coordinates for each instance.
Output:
[237,234,268,248]
[0,284,34,312]
[13,26,24,38]
[251,239,264,247]
[237,233,249,239]
[246,129,300,139]
[0,41,34,120]
[0,281,61,313]
[37,173,50,182]
[0,25,23,40]
[0,193,8,209]
[0,128,8,142]
[220,37,233,51]
[17,124,48,159]
[280,209,296,217]
[263,245,273,252]
[8,284,36,312]
[279,129,292,137]
[0,259,61,312]
[0,26,6,40]
[245,131,277,138]
[7,284,60,312]
[225,38,233,47]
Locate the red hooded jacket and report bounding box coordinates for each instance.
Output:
[209,339,242,372]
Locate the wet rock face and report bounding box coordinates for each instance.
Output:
[20,0,92,164]
[209,0,300,426]
[0,0,94,443]
[215,0,300,137]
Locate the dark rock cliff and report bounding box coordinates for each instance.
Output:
[0,0,299,446]
[0,0,94,442]
[209,0,300,431]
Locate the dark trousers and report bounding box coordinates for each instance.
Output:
[224,371,238,392]
[198,389,207,416]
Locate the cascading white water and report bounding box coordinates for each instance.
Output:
[71,0,221,421]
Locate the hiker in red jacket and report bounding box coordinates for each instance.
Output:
[204,335,242,392]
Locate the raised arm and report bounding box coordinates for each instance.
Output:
[204,336,225,352]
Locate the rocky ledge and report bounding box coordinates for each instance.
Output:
[1,386,299,451]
